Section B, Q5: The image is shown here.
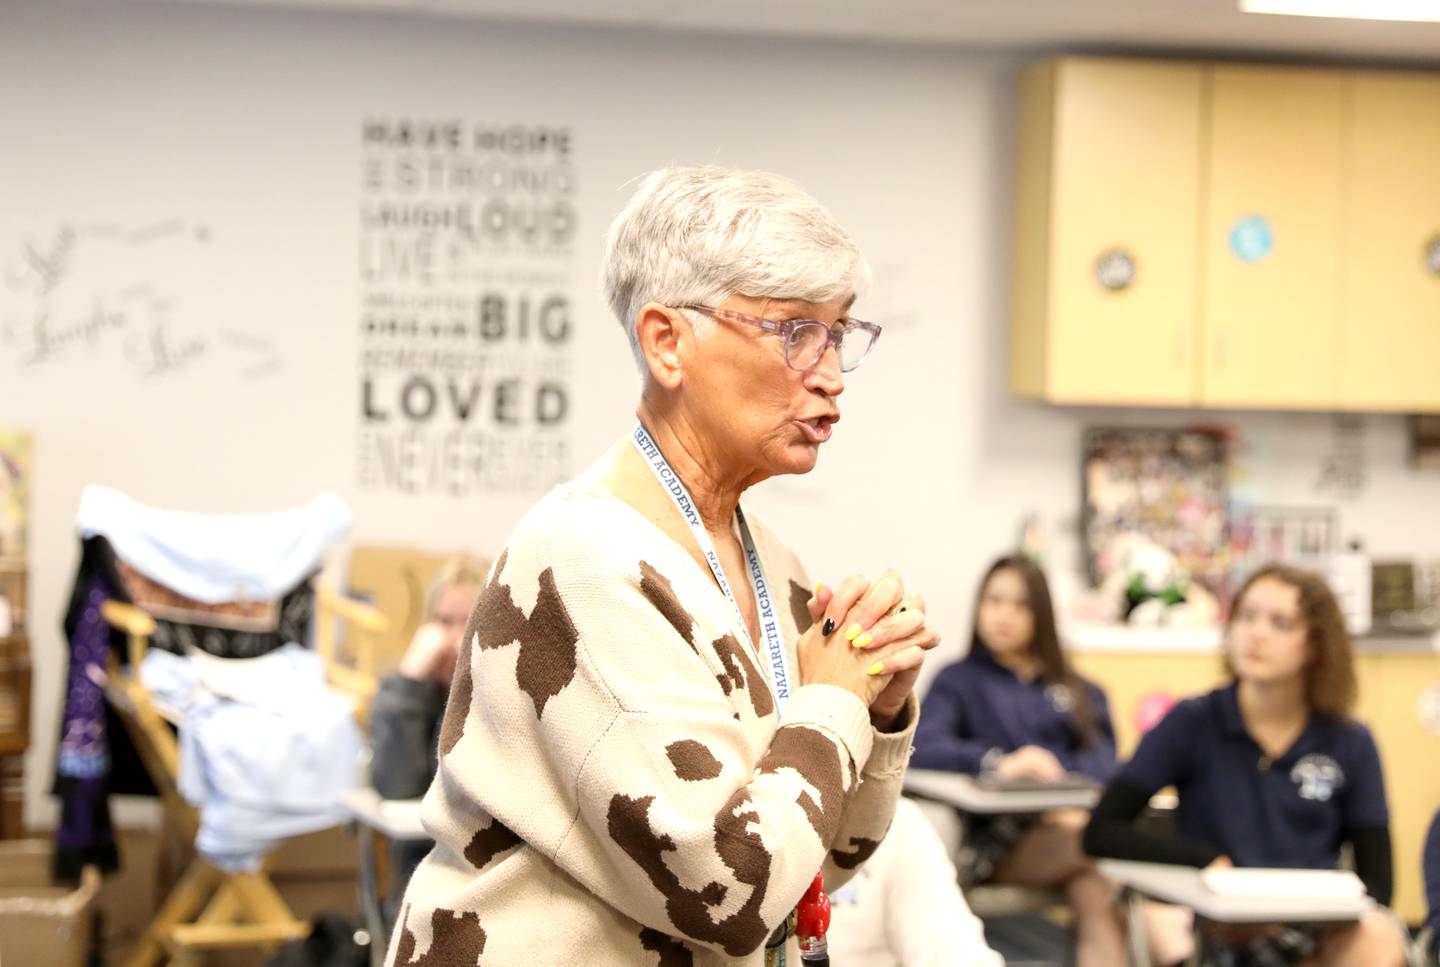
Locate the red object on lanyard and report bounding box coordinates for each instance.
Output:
[795,871,830,964]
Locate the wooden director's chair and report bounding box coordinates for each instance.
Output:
[101,577,386,967]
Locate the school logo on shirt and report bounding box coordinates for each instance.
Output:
[1046,683,1075,714]
[1290,754,1344,802]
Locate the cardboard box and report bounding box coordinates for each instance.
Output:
[0,840,101,967]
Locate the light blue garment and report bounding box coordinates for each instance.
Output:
[141,645,362,871]
[76,486,350,605]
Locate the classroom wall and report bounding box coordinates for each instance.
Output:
[3,0,1439,830]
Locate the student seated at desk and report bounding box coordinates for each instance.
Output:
[369,554,488,918]
[1425,807,1440,961]
[1084,564,1407,967]
[913,553,1122,967]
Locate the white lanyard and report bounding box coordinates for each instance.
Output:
[630,422,792,717]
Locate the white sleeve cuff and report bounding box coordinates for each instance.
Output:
[865,692,919,779]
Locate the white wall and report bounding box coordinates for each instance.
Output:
[4,1,1438,826]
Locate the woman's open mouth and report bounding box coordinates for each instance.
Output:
[796,415,837,443]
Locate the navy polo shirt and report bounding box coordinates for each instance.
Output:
[1114,685,1389,871]
[912,643,1117,782]
[1424,808,1440,946]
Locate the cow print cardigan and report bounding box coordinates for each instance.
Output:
[387,472,918,967]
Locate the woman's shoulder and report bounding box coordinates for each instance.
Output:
[504,480,667,566]
[484,484,726,643]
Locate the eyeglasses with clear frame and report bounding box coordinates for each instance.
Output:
[675,304,882,373]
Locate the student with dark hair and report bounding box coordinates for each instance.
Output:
[914,553,1121,967]
[1084,564,1407,967]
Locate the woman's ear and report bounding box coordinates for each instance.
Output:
[635,303,685,390]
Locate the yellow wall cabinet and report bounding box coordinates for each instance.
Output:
[1011,59,1204,406]
[1341,72,1440,412]
[1200,67,1345,409]
[1011,57,1440,413]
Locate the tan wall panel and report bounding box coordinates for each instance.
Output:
[1200,67,1344,408]
[1048,59,1203,405]
[1341,72,1440,412]
[1009,60,1057,399]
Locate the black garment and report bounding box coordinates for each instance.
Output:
[1099,686,1390,886]
[1196,925,1320,967]
[1084,779,1223,869]
[1084,778,1394,905]
[1426,808,1440,955]
[955,813,1038,888]
[1344,825,1393,908]
[52,535,317,881]
[369,673,447,919]
[265,913,370,967]
[52,538,148,880]
[370,674,446,801]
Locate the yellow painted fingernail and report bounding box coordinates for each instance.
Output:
[845,623,863,641]
[815,581,825,595]
[866,661,885,676]
[853,632,873,649]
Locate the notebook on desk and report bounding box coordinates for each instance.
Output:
[973,774,1100,793]
[1199,868,1365,899]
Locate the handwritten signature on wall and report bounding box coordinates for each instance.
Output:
[1,219,281,381]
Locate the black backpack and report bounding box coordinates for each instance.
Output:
[265,913,371,967]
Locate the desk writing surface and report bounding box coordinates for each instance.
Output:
[341,787,427,840]
[902,769,1100,813]
[1098,860,1373,924]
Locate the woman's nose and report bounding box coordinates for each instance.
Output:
[805,344,845,395]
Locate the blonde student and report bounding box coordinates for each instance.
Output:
[370,554,490,917]
[1084,564,1407,967]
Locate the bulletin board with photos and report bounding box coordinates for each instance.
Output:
[1081,426,1230,596]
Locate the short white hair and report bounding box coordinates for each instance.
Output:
[600,166,871,374]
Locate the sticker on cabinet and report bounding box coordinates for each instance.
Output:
[1424,234,1440,278]
[1229,214,1274,263]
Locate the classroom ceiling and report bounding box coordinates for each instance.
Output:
[128,0,1440,59]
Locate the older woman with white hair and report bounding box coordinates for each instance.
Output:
[387,166,940,967]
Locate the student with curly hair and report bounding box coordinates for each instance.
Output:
[1085,564,1407,967]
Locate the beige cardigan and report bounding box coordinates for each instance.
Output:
[387,471,918,967]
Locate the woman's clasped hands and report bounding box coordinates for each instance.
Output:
[798,568,940,730]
